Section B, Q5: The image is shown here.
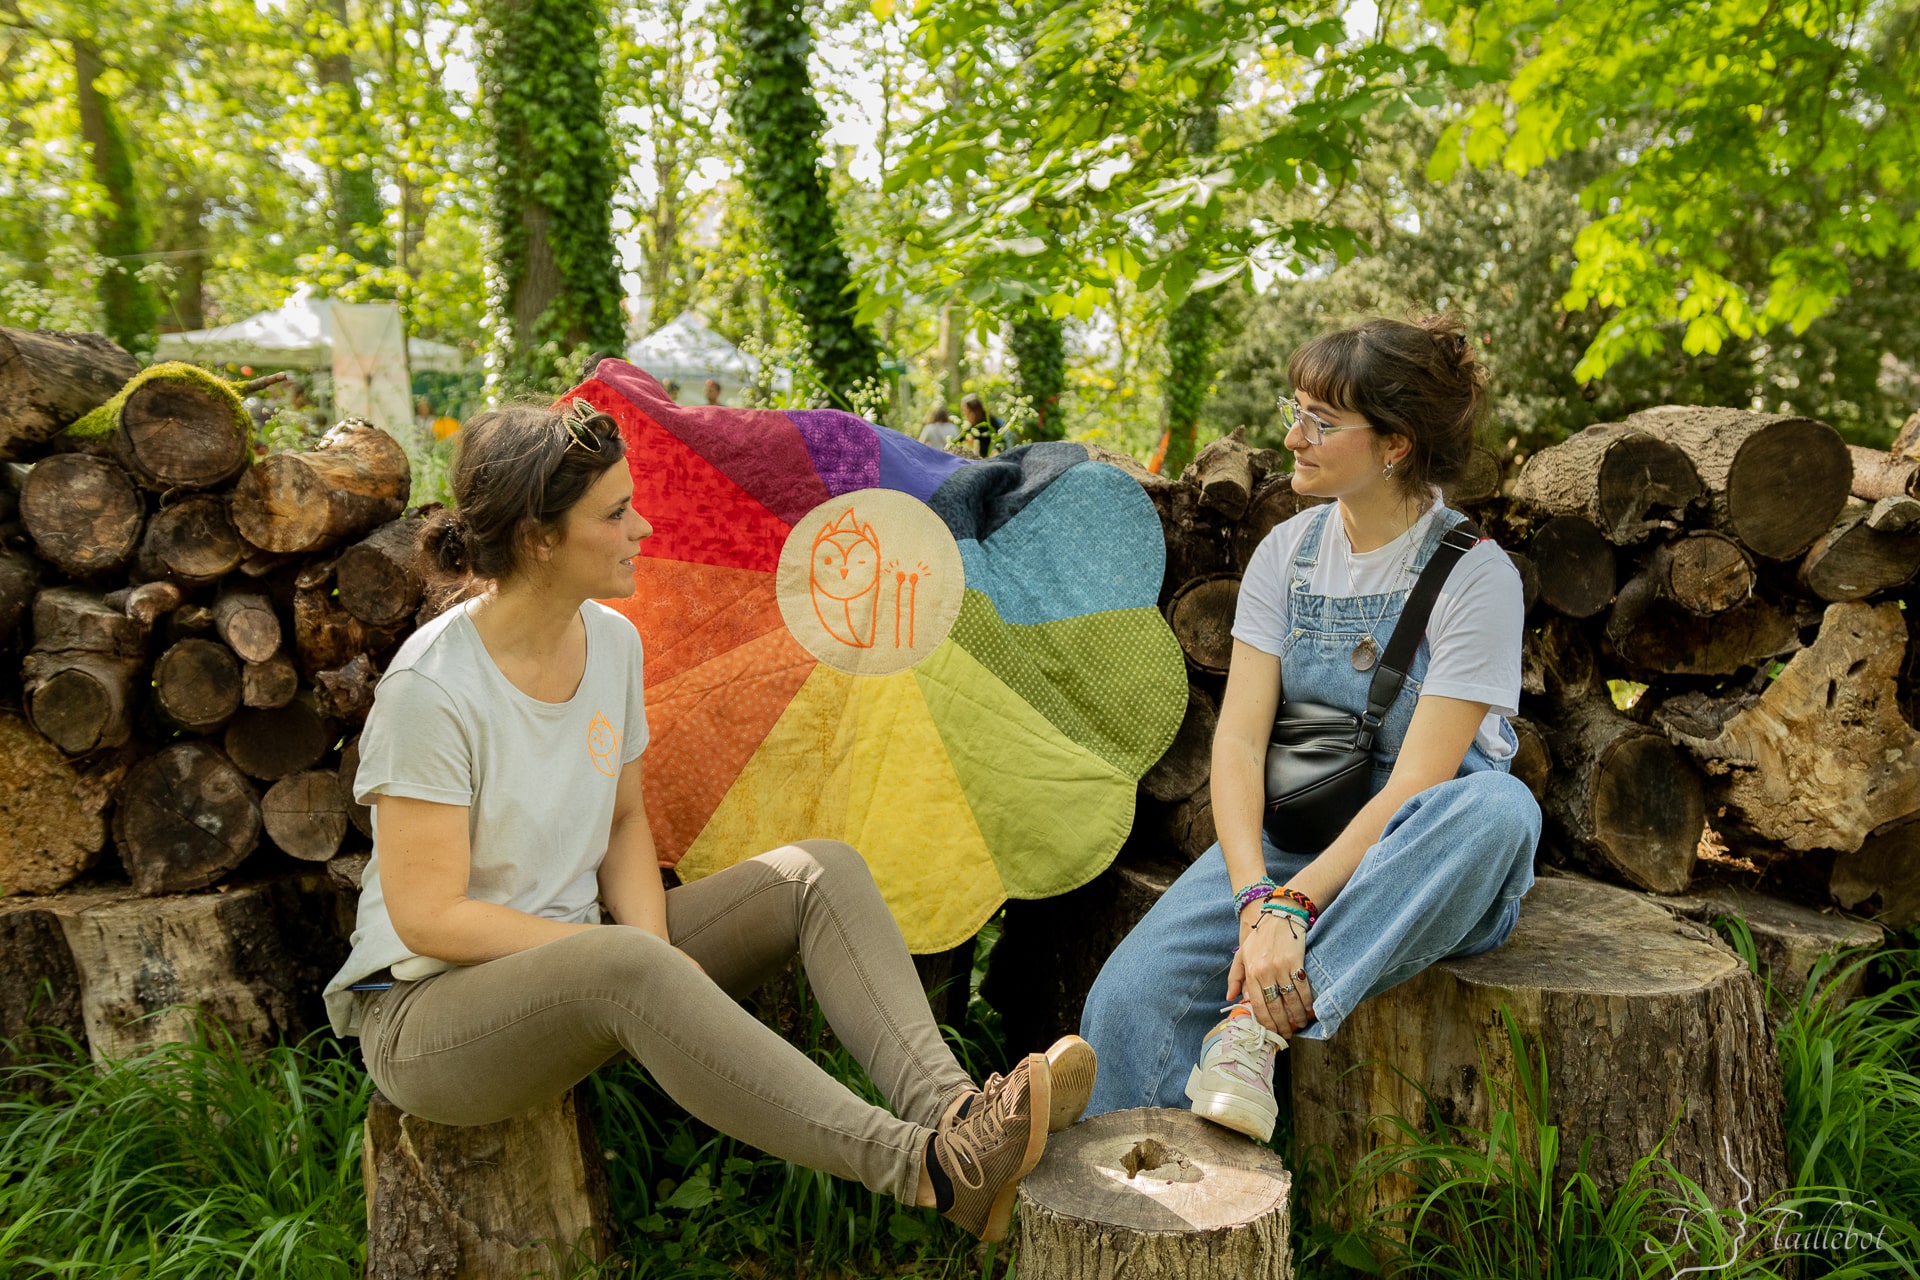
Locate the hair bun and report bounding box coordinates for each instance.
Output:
[419,508,474,578]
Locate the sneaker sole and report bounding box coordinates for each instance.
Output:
[979,1052,1050,1244]
[1184,1067,1278,1144]
[1044,1036,1096,1133]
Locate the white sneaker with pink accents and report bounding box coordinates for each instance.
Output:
[1183,1006,1287,1142]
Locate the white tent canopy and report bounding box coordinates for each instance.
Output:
[153,285,470,374]
[624,309,787,396]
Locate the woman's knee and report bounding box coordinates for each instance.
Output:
[768,838,869,885]
[571,922,683,989]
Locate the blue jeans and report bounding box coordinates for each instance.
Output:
[1079,770,1540,1116]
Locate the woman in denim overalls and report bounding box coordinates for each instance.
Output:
[1080,316,1542,1139]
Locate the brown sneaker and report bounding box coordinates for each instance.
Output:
[1044,1035,1096,1132]
[933,1052,1050,1242]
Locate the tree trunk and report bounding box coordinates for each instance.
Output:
[1797,501,1920,602]
[0,325,139,458]
[46,870,352,1059]
[137,494,245,585]
[1512,425,1702,543]
[152,637,243,731]
[262,770,349,862]
[1526,515,1616,618]
[1624,405,1851,560]
[242,651,301,710]
[982,861,1179,1056]
[19,453,145,578]
[335,514,426,628]
[1233,473,1324,570]
[0,712,118,894]
[112,741,261,894]
[1657,602,1920,853]
[1292,875,1787,1221]
[1017,1108,1293,1280]
[1848,444,1919,502]
[1186,431,1256,520]
[0,897,90,1082]
[1830,818,1920,929]
[1539,686,1702,893]
[1642,531,1755,614]
[32,585,147,656]
[223,698,330,781]
[211,590,282,663]
[1140,685,1218,804]
[231,419,410,555]
[1604,575,1799,676]
[23,651,140,754]
[363,1087,617,1280]
[111,371,252,491]
[110,578,184,625]
[1166,574,1239,675]
[74,39,159,353]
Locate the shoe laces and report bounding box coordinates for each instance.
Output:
[1212,1011,1286,1078]
[936,1068,1021,1191]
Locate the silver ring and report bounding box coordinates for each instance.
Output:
[1279,984,1295,994]
[1262,984,1284,1002]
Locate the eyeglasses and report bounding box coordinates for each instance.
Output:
[1276,396,1369,447]
[560,398,610,453]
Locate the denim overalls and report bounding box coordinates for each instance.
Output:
[1081,502,1541,1116]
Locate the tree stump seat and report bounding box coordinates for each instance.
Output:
[1017,1107,1293,1279]
[363,1087,616,1280]
[1292,874,1789,1224]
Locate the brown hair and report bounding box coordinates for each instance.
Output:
[1286,313,1488,497]
[419,401,627,582]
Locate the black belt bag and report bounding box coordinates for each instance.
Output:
[1263,520,1483,851]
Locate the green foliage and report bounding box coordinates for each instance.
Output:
[73,40,159,355]
[0,1026,371,1278]
[1438,0,1920,382]
[726,0,881,402]
[1007,306,1067,441]
[1160,279,1217,475]
[475,0,625,391]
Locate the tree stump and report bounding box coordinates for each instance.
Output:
[0,896,90,1077]
[0,325,139,458]
[1292,875,1788,1218]
[242,651,300,709]
[1513,425,1701,543]
[1017,1107,1292,1280]
[211,590,282,663]
[1656,882,1884,1007]
[106,367,254,492]
[224,698,330,781]
[232,418,410,555]
[1185,432,1257,520]
[46,870,353,1058]
[1604,576,1799,677]
[262,770,351,862]
[0,547,38,646]
[1797,501,1920,602]
[363,1086,617,1280]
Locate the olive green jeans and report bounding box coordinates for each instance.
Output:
[357,840,974,1204]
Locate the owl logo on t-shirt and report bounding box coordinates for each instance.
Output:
[586,710,622,778]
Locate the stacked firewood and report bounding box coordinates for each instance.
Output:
[988,409,1916,1053]
[0,324,434,1060]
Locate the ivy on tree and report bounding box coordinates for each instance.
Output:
[476,0,625,390]
[728,0,879,402]
[1007,306,1065,441]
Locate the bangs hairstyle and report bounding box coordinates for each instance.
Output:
[1286,314,1488,496]
[418,401,628,582]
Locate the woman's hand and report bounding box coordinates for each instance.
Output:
[1228,907,1316,1036]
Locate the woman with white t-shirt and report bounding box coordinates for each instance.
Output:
[322,402,1094,1244]
[1079,315,1541,1141]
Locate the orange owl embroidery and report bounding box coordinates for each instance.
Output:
[587,710,622,777]
[809,509,882,648]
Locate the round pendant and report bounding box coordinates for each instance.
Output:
[1351,638,1378,672]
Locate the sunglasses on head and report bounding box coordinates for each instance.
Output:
[559,398,612,453]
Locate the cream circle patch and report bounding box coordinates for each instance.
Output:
[777,489,966,676]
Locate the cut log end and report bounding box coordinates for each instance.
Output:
[262,771,349,862]
[1167,574,1240,674]
[112,742,260,895]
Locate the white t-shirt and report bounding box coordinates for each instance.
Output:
[322,598,649,1035]
[920,419,960,449]
[1231,496,1524,761]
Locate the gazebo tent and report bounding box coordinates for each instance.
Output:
[624,310,786,399]
[153,286,469,373]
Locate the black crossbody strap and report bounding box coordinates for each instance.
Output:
[1358,518,1485,741]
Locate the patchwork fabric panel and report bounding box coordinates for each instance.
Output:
[586,360,1187,952]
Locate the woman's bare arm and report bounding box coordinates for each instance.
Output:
[376,794,601,964]
[597,755,668,939]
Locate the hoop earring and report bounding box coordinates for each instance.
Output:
[1383,460,1396,479]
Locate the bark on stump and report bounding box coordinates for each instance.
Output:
[47,871,352,1058]
[113,741,261,894]
[0,896,89,1076]
[1291,875,1788,1219]
[0,325,138,458]
[232,418,409,555]
[363,1086,616,1280]
[1658,602,1920,853]
[1847,444,1920,502]
[1017,1107,1292,1280]
[19,453,145,578]
[0,711,116,894]
[1624,405,1851,560]
[1185,432,1258,520]
[1512,425,1702,543]
[1656,883,1884,1007]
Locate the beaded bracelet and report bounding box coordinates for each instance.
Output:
[1232,877,1279,915]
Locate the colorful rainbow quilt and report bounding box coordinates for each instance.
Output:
[577,360,1187,952]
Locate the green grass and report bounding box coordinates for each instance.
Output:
[1,926,1914,1279]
